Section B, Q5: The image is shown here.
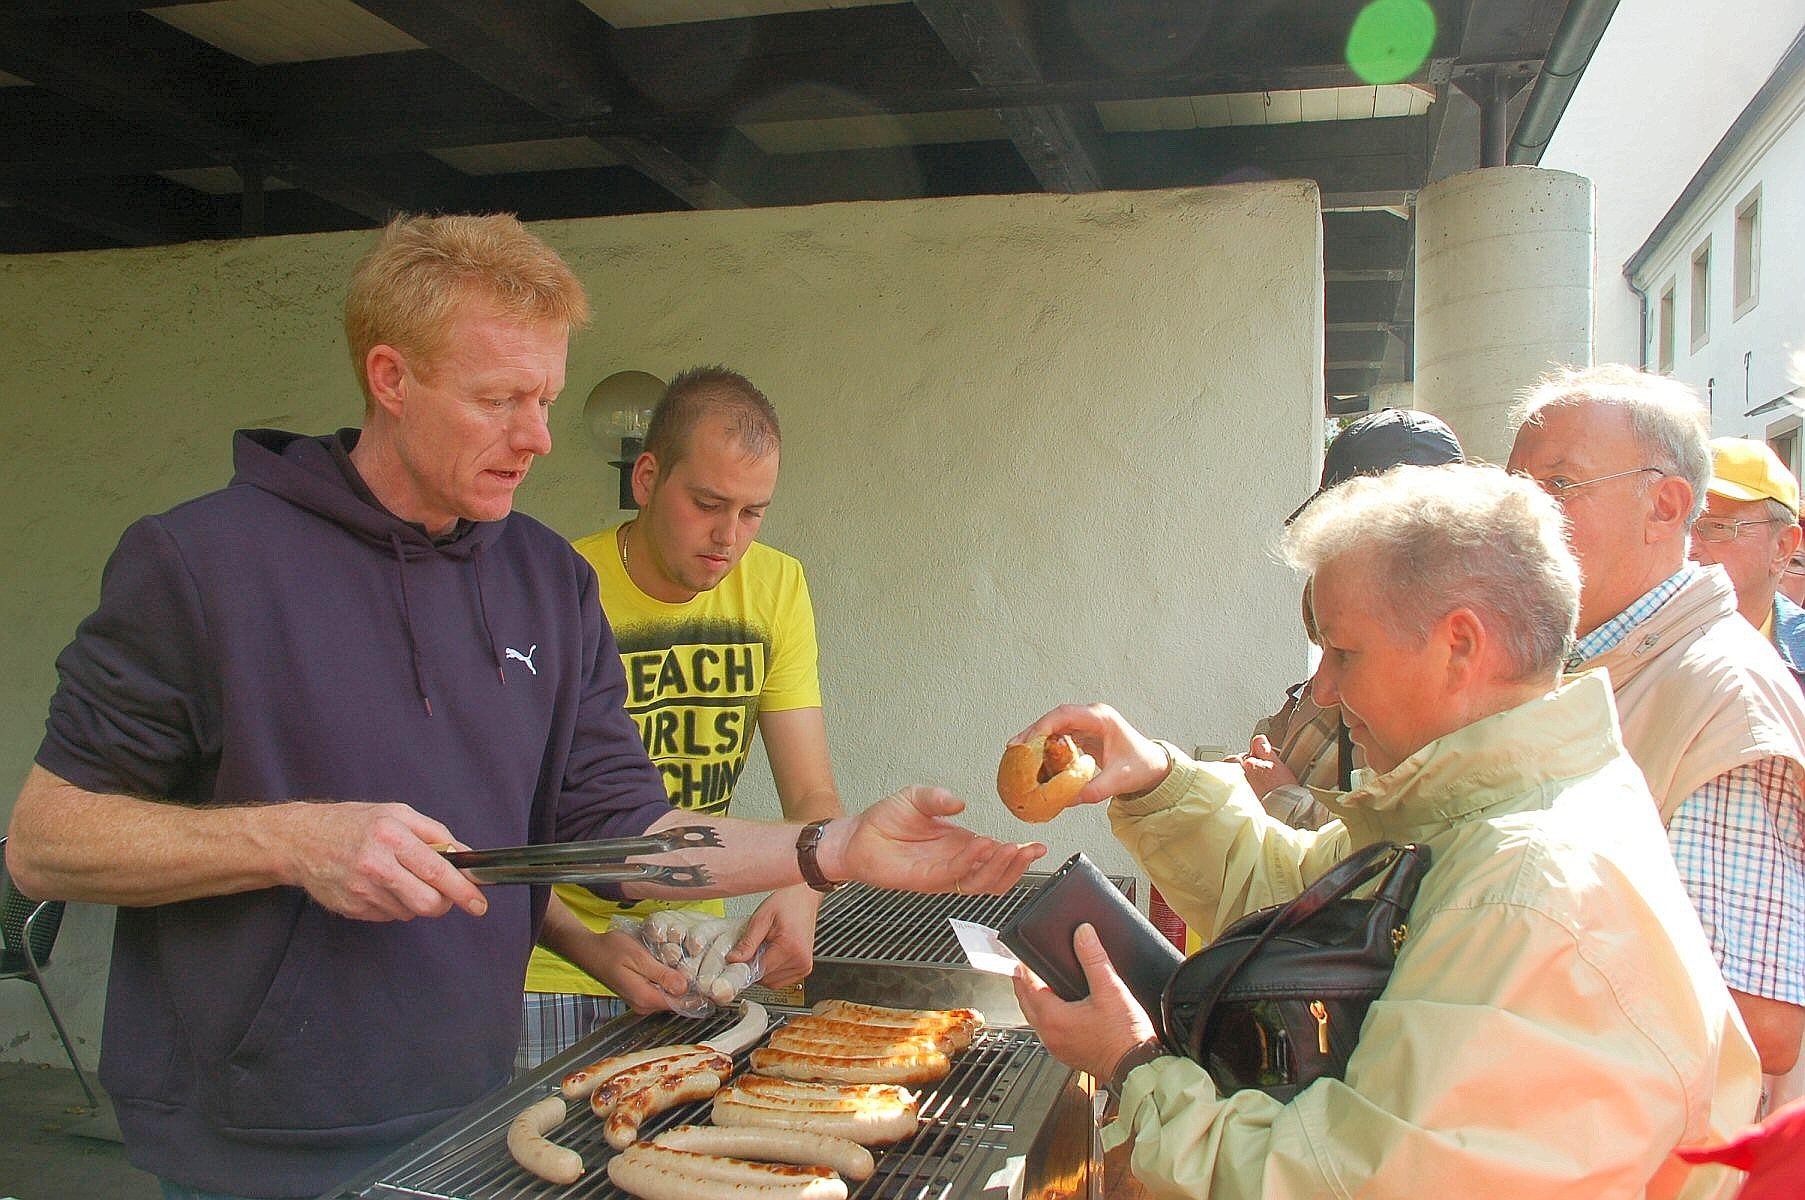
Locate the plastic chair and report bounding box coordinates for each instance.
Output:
[0,836,98,1107]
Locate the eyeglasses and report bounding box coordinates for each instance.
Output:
[1693,515,1788,544]
[1787,558,1805,577]
[1526,466,1666,504]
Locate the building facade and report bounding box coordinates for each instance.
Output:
[1626,27,1805,468]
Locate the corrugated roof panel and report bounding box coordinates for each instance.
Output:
[1335,86,1374,120]
[1265,90,1304,125]
[1189,93,1232,128]
[1225,92,1271,126]
[1098,85,1433,132]
[150,0,422,65]
[1299,89,1339,123]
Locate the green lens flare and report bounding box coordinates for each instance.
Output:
[1346,0,1437,85]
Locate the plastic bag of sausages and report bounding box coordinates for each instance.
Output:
[622,910,767,1017]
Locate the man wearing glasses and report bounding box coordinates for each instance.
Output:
[1507,365,1805,1090]
[1690,437,1805,690]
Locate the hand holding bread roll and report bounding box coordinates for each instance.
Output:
[1004,705,1177,810]
[997,734,1098,821]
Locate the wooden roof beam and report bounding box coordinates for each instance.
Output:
[0,11,424,223]
[911,0,1104,192]
[354,0,747,210]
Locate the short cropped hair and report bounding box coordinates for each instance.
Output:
[1508,364,1712,522]
[643,366,781,474]
[1282,464,1581,680]
[345,213,590,405]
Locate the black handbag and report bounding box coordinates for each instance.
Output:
[1159,840,1431,1100]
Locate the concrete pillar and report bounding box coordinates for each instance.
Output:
[1414,167,1593,462]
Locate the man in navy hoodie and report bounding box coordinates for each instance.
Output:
[4,214,1044,1200]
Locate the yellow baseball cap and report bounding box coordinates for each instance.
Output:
[1709,437,1801,518]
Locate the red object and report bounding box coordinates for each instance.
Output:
[1149,886,1187,951]
[1675,1095,1805,1199]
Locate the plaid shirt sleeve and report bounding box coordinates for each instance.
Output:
[1668,757,1805,1005]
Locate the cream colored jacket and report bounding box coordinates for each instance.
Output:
[1584,565,1805,821]
[1105,674,1759,1199]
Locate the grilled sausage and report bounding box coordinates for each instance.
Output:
[652,1123,876,1181]
[588,1050,733,1118]
[811,1000,982,1037]
[717,1085,875,1114]
[779,1014,968,1054]
[812,999,981,1024]
[505,1095,583,1185]
[767,1028,950,1058]
[618,1141,836,1185]
[750,1046,950,1085]
[607,1144,848,1200]
[729,1075,917,1110]
[603,1068,725,1149]
[561,1043,710,1101]
[712,1093,921,1146]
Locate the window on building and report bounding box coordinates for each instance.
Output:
[1734,187,1760,317]
[1658,282,1676,373]
[1690,239,1710,351]
[1770,424,1800,484]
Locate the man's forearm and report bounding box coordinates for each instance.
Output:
[761,707,843,823]
[8,764,295,905]
[626,810,832,900]
[779,783,843,824]
[538,895,604,964]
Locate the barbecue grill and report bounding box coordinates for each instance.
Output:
[764,871,1138,1026]
[323,1004,1097,1200]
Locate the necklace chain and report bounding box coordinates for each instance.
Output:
[619,521,633,572]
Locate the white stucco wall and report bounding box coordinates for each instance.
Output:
[1627,63,1805,445]
[0,182,1322,1066]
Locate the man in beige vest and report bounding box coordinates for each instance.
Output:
[1507,364,1805,1079]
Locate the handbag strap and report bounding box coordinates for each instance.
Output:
[1181,841,1427,1043]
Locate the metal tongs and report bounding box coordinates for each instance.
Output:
[438,825,721,887]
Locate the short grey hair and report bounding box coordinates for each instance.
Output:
[1282,464,1581,680]
[1508,364,1712,522]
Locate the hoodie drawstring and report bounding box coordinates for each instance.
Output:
[390,533,433,717]
[471,542,507,686]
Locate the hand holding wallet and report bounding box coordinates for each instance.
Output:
[998,852,1184,1024]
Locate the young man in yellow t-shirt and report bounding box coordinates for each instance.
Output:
[519,366,842,1068]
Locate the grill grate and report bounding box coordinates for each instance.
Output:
[810,872,1135,966]
[336,1010,1062,1200]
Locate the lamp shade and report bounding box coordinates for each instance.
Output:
[583,370,665,452]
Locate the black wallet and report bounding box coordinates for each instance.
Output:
[998,852,1184,1021]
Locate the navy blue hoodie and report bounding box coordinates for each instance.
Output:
[36,429,672,1197]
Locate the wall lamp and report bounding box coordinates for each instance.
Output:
[584,370,665,510]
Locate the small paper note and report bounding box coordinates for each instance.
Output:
[950,918,1021,977]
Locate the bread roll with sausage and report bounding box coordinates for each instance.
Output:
[996,734,1097,822]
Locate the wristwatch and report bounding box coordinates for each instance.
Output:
[795,819,845,894]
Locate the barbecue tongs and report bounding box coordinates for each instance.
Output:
[438,825,720,887]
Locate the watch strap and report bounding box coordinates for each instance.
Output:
[795,819,843,894]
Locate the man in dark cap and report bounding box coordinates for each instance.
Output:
[1228,408,1464,827]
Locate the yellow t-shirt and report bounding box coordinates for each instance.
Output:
[524,524,823,995]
